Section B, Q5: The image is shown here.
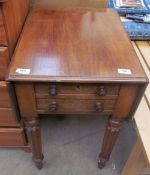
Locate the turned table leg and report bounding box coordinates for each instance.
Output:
[24,117,44,169]
[98,116,123,169]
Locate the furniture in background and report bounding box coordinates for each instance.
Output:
[108,0,150,40]
[0,0,30,148]
[7,7,148,169]
[122,41,150,175]
[34,0,108,8]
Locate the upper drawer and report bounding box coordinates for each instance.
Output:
[0,47,9,80]
[0,9,7,46]
[35,83,120,99]
[0,81,11,108]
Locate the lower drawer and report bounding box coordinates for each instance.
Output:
[0,128,27,147]
[0,81,12,108]
[0,81,19,126]
[0,47,9,80]
[37,99,116,114]
[0,108,19,127]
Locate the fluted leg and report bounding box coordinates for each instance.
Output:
[24,117,44,169]
[98,116,123,169]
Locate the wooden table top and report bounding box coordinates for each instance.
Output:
[7,6,147,83]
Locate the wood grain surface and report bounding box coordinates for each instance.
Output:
[6,7,148,169]
[1,0,30,56]
[0,128,26,146]
[0,9,7,46]
[35,83,120,99]
[0,108,19,127]
[0,81,19,126]
[0,81,12,108]
[36,98,116,114]
[0,47,9,79]
[7,7,147,83]
[0,0,30,148]
[34,0,108,8]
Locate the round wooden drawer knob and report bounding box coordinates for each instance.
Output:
[96,102,103,112]
[97,86,107,96]
[50,102,58,112]
[49,85,57,96]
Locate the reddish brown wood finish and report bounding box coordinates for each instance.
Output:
[0,81,13,108]
[0,9,7,46]
[7,7,148,169]
[15,83,38,118]
[8,7,146,83]
[1,0,30,56]
[35,83,120,99]
[23,117,43,169]
[36,98,116,114]
[33,0,108,8]
[0,81,19,126]
[98,116,123,168]
[0,128,27,147]
[0,108,19,127]
[0,0,30,148]
[0,47,9,80]
[113,84,139,118]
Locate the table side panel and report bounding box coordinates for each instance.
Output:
[15,83,38,118]
[112,84,146,119]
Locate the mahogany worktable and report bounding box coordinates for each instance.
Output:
[7,6,148,169]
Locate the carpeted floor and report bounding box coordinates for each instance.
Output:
[0,115,136,175]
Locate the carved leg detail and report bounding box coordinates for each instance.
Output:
[24,117,44,169]
[98,116,123,169]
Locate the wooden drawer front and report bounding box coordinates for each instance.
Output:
[35,83,120,99]
[0,47,9,80]
[0,81,11,108]
[0,128,26,147]
[37,99,116,114]
[0,108,19,127]
[0,9,7,46]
